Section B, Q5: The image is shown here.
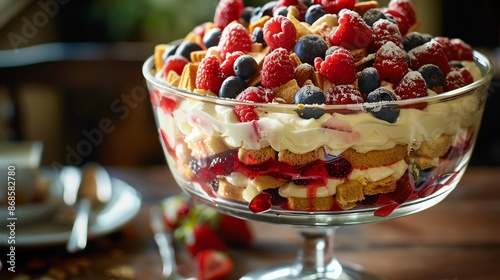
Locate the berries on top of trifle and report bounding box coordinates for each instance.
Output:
[150,0,483,215]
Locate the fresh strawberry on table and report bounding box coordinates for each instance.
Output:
[160,193,253,278]
[185,223,229,256]
[195,249,234,280]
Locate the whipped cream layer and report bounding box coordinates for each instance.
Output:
[156,82,482,157]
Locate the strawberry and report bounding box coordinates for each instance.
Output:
[186,224,229,257]
[373,41,409,84]
[388,0,417,26]
[215,214,253,247]
[262,15,297,51]
[370,18,404,53]
[161,194,192,229]
[330,10,373,50]
[220,51,245,77]
[218,22,253,60]
[162,55,189,76]
[196,55,226,94]
[214,0,244,30]
[261,48,295,88]
[395,71,428,109]
[195,250,234,280]
[314,48,356,85]
[408,40,450,75]
[326,84,363,105]
[234,86,274,122]
[314,0,355,15]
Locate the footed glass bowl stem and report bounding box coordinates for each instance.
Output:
[242,227,381,280]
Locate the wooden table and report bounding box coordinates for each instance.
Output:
[1,166,499,280]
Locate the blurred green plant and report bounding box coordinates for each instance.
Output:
[87,0,271,43]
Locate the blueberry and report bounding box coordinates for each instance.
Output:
[274,6,288,17]
[305,4,326,25]
[366,87,399,123]
[162,45,178,62]
[294,34,328,66]
[403,32,431,52]
[362,8,386,27]
[252,27,266,45]
[250,1,276,22]
[294,85,326,119]
[175,41,202,61]
[219,77,247,99]
[383,13,398,26]
[241,6,255,23]
[325,46,341,57]
[203,28,222,49]
[358,67,380,95]
[209,179,219,192]
[234,55,258,80]
[260,1,277,17]
[188,159,201,173]
[418,64,445,89]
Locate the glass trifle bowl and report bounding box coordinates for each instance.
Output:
[142,1,493,278]
[143,49,493,279]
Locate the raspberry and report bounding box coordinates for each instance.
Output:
[408,40,450,76]
[314,48,356,85]
[218,22,253,60]
[388,0,416,26]
[459,67,474,85]
[395,71,428,109]
[273,0,308,21]
[326,84,363,105]
[435,37,473,61]
[234,87,274,122]
[162,55,189,76]
[330,10,373,50]
[220,51,245,77]
[214,0,244,30]
[314,0,355,15]
[384,9,409,36]
[373,41,409,84]
[261,48,295,88]
[450,38,473,61]
[263,15,297,51]
[445,68,467,91]
[370,19,404,53]
[195,55,226,94]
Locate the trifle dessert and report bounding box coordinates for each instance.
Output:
[144,0,492,216]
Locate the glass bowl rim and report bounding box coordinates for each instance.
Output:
[142,50,494,109]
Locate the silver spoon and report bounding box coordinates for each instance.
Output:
[54,166,82,225]
[67,163,112,253]
[60,166,82,208]
[150,205,195,280]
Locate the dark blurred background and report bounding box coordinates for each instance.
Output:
[0,0,498,167]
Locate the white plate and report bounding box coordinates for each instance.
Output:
[0,178,141,247]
